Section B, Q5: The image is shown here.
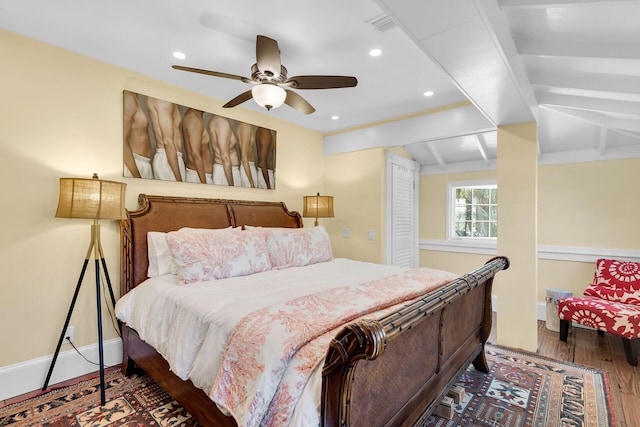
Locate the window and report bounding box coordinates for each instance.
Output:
[447,180,497,240]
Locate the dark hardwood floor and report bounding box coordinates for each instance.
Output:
[489,319,640,427]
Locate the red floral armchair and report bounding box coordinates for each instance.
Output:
[558,258,640,366]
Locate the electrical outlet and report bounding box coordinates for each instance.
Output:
[64,326,75,343]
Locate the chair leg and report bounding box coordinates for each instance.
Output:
[559,319,570,341]
[622,338,639,366]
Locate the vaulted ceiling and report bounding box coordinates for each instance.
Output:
[397,0,640,173]
[2,0,639,173]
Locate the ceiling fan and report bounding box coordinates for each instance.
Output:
[172,35,358,115]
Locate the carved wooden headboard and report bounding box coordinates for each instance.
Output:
[120,194,302,294]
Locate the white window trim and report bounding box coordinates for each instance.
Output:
[446,178,497,244]
[420,238,497,255]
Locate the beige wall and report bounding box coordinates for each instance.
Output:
[419,156,640,322]
[538,259,596,301]
[537,158,640,299]
[0,30,324,367]
[324,148,386,263]
[539,159,640,249]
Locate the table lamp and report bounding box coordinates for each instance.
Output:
[302,192,334,226]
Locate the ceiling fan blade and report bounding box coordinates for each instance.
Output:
[286,75,358,90]
[222,90,253,108]
[284,89,315,115]
[256,35,281,78]
[172,65,250,83]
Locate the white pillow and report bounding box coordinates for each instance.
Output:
[166,227,272,284]
[251,226,333,270]
[147,232,176,277]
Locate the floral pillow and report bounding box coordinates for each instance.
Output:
[256,226,333,270]
[147,228,230,277]
[166,227,271,284]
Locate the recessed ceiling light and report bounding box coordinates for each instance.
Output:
[173,51,186,60]
[423,90,434,97]
[369,48,382,57]
[331,115,339,120]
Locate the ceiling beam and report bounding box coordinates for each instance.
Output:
[403,142,436,167]
[610,128,640,142]
[541,105,604,124]
[541,105,640,132]
[537,93,640,117]
[323,104,494,156]
[530,72,640,96]
[426,141,447,169]
[517,40,640,60]
[499,0,637,8]
[542,105,640,142]
[475,134,492,165]
[605,118,640,134]
[473,0,539,123]
[599,127,607,156]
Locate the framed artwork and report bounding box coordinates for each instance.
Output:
[123,90,276,189]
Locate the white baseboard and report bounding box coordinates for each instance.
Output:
[0,338,122,401]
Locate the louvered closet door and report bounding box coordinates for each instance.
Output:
[386,153,418,268]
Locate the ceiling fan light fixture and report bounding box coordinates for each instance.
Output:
[252,84,286,111]
[173,36,356,114]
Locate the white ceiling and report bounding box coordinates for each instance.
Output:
[2,0,639,172]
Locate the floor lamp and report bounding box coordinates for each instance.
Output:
[302,192,334,226]
[42,173,127,406]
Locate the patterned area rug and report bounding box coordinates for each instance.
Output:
[1,345,613,427]
[0,372,194,427]
[426,345,614,427]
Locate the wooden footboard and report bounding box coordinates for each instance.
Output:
[321,256,509,427]
[120,256,507,427]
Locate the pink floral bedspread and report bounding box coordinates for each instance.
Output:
[210,267,457,427]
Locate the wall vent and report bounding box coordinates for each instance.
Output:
[366,13,396,32]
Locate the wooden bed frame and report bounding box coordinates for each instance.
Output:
[120,194,509,427]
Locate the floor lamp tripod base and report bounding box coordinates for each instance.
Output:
[42,223,116,406]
